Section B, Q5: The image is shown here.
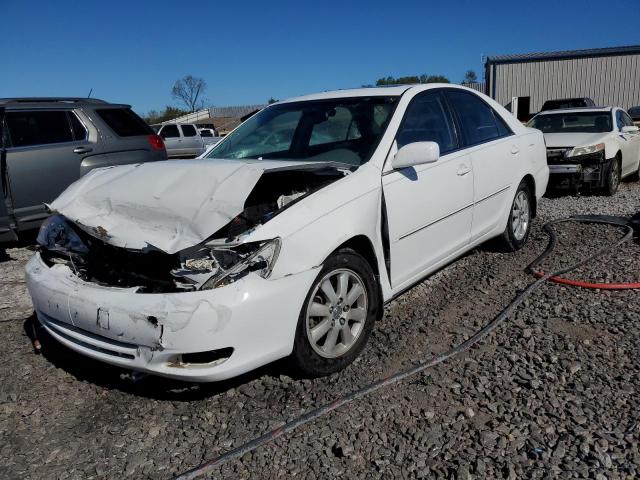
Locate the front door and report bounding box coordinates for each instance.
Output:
[159,124,182,157]
[4,109,92,229]
[382,90,473,290]
[617,110,640,176]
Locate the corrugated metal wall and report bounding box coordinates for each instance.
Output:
[489,53,640,111]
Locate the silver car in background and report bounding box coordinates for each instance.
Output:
[153,123,206,158]
[0,97,167,242]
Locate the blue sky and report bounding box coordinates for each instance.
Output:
[1,0,638,115]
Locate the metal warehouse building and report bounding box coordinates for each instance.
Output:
[484,45,640,117]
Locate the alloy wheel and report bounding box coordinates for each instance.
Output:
[511,190,530,241]
[305,268,368,359]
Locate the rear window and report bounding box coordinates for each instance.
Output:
[5,110,73,147]
[95,108,152,137]
[181,124,197,137]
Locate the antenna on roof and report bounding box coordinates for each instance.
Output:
[87,88,93,98]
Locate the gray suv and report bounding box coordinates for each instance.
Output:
[0,98,167,242]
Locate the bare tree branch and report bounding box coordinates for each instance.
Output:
[171,75,207,112]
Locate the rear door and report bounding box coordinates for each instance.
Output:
[179,124,203,157]
[4,109,90,229]
[0,107,17,242]
[444,89,519,242]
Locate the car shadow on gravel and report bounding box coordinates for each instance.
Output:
[25,313,294,401]
[1,230,38,263]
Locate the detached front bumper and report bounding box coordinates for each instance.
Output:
[25,253,318,382]
[547,157,611,190]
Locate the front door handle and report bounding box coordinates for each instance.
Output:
[73,147,93,154]
[511,145,520,155]
[457,165,471,176]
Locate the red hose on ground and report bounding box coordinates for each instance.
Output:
[532,270,640,290]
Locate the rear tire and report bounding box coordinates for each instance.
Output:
[291,248,378,377]
[495,180,532,252]
[603,157,621,196]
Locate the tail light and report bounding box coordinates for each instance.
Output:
[148,134,165,151]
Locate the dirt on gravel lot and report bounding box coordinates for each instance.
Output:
[1,182,639,480]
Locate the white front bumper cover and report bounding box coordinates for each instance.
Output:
[26,253,318,382]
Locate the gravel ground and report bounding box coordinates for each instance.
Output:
[1,181,639,479]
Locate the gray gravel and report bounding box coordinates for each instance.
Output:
[0,181,639,479]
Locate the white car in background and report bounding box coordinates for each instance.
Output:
[26,85,548,382]
[528,107,640,195]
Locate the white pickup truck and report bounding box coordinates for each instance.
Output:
[153,123,206,158]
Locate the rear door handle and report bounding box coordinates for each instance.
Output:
[511,146,520,154]
[73,147,93,154]
[457,165,471,176]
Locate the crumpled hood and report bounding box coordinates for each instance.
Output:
[51,159,332,254]
[543,132,610,148]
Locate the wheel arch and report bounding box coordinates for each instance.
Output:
[329,234,384,319]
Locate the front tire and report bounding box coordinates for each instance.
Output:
[496,180,532,252]
[603,157,621,196]
[291,248,378,377]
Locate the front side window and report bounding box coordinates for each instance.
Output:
[445,90,509,145]
[5,110,73,147]
[616,111,625,130]
[621,111,634,128]
[396,91,458,153]
[160,124,180,138]
[206,97,399,167]
[528,112,613,133]
[181,124,197,137]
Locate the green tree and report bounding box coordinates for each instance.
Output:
[463,70,478,84]
[267,97,278,104]
[375,74,449,86]
[143,106,189,124]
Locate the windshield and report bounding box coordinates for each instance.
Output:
[528,112,612,133]
[205,97,399,167]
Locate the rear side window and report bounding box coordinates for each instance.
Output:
[181,124,197,137]
[446,90,510,146]
[200,130,213,137]
[95,108,152,137]
[396,91,458,153]
[160,124,180,138]
[5,110,73,147]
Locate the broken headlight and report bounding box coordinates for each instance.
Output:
[36,214,88,255]
[174,238,281,290]
[566,143,605,158]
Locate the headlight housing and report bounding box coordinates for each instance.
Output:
[566,143,605,158]
[173,238,281,290]
[36,214,88,255]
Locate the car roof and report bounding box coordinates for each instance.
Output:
[279,84,463,103]
[0,97,129,109]
[536,106,614,115]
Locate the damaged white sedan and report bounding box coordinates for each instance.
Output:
[26,85,548,382]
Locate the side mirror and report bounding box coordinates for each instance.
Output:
[621,125,639,134]
[392,141,440,169]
